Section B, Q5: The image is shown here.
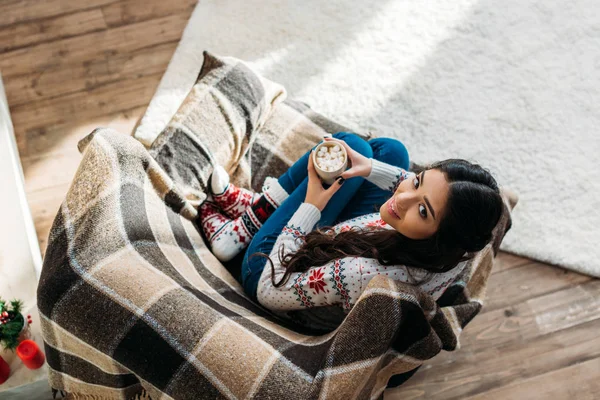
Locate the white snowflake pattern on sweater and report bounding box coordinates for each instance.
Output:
[256,159,466,312]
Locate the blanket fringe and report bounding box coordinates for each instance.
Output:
[54,388,152,400]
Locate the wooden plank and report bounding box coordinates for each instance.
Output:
[20,107,146,191]
[19,106,145,159]
[0,0,116,28]
[0,9,108,53]
[29,184,68,228]
[462,357,600,400]
[525,279,600,335]
[27,183,69,256]
[5,40,179,108]
[386,310,600,399]
[455,279,600,356]
[22,151,81,194]
[491,251,532,274]
[0,0,197,53]
[11,73,162,153]
[101,0,197,27]
[0,13,190,80]
[483,260,590,313]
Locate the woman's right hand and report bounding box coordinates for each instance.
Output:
[323,137,372,179]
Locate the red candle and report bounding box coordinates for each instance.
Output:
[0,355,9,384]
[16,340,45,369]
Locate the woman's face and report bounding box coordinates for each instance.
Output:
[379,169,450,239]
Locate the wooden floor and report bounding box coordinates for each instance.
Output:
[1,1,597,399]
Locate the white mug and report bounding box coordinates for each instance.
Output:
[312,141,348,185]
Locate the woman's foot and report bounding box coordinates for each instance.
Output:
[211,165,261,219]
[199,176,290,262]
[199,196,254,262]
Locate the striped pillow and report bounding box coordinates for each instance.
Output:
[149,51,287,209]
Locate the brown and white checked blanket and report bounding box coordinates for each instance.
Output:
[37,52,516,400]
[37,126,514,400]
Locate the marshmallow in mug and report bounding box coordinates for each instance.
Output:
[316,144,346,171]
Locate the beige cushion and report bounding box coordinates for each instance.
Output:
[149,51,287,208]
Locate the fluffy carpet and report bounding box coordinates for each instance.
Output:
[135,0,600,277]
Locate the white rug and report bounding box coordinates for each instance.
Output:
[135,0,600,277]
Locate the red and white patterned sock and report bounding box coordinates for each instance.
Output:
[199,176,289,262]
[210,165,261,219]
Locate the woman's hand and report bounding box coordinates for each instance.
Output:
[305,151,345,212]
[323,137,372,179]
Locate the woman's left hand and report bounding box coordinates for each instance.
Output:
[304,151,345,212]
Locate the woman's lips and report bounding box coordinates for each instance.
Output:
[387,198,400,219]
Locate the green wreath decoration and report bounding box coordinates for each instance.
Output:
[0,298,25,351]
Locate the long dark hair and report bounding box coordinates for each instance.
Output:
[252,159,504,287]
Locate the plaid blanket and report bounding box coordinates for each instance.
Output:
[37,52,516,399]
[37,127,514,399]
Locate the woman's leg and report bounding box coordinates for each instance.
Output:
[241,132,373,300]
[334,137,410,223]
[199,175,288,262]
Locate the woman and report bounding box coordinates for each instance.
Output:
[199,132,503,326]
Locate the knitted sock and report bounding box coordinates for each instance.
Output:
[199,177,289,262]
[210,165,261,219]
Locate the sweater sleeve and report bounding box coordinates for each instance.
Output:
[257,255,363,312]
[256,203,363,311]
[365,158,414,193]
[273,202,322,254]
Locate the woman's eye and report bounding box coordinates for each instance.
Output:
[419,204,427,219]
[413,176,420,189]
